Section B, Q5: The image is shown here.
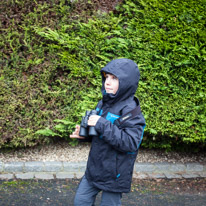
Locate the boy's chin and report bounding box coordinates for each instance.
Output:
[106,92,117,95]
[106,91,114,94]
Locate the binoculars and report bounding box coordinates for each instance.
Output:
[79,110,99,137]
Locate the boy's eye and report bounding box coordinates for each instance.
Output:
[105,74,118,80]
[113,76,118,80]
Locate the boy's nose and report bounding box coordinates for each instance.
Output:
[106,79,111,85]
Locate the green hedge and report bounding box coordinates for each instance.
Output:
[0,0,205,151]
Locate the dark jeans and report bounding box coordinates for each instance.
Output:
[74,176,122,206]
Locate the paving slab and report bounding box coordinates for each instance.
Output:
[34,173,54,179]
[133,173,148,179]
[15,173,35,179]
[182,173,200,178]
[56,172,75,179]
[0,173,14,179]
[4,162,24,173]
[164,173,182,179]
[44,162,63,172]
[147,173,166,179]
[170,163,186,172]
[24,162,45,172]
[186,163,203,172]
[203,164,206,172]
[0,162,3,172]
[154,163,171,172]
[135,163,156,172]
[74,172,84,179]
[198,172,206,178]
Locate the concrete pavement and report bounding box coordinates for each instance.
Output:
[0,161,205,180]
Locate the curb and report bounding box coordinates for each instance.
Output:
[0,161,205,180]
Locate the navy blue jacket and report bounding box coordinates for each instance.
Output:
[84,59,146,193]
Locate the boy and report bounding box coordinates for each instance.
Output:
[70,58,146,206]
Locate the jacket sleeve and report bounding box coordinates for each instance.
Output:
[95,111,146,153]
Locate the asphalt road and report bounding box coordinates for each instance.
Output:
[0,178,205,206]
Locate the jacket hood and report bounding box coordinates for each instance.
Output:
[100,58,140,104]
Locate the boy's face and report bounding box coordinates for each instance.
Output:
[104,73,119,94]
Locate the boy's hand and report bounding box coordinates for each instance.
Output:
[88,115,101,126]
[70,125,85,139]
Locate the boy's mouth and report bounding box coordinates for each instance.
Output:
[105,88,113,91]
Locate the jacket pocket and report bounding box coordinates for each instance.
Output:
[88,143,117,181]
[115,152,136,181]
